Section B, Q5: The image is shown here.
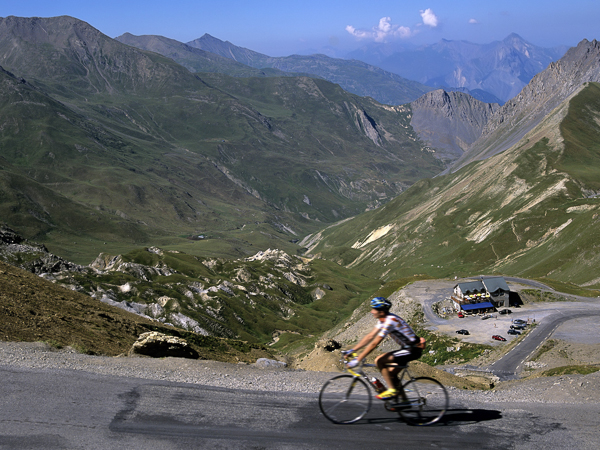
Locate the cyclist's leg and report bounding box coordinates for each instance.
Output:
[397,348,424,400]
[379,349,422,400]
[375,352,407,400]
[375,352,396,388]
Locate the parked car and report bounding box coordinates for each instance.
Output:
[492,335,507,341]
[513,319,527,325]
[456,329,470,335]
[507,329,521,335]
[481,314,492,320]
[458,313,464,318]
[510,325,526,330]
[499,309,512,315]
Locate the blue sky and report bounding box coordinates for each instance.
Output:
[2,1,598,56]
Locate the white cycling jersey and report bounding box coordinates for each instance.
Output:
[375,313,418,348]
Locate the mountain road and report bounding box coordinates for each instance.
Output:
[403,279,600,379]
[2,365,599,450]
[488,308,600,379]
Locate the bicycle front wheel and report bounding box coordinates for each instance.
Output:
[318,374,372,424]
[399,377,448,426]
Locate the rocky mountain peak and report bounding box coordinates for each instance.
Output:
[0,15,195,97]
[410,89,500,164]
[502,33,528,46]
[452,38,600,171]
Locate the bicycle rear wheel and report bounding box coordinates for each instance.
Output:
[399,377,448,426]
[318,374,372,424]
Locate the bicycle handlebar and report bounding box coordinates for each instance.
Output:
[340,351,376,370]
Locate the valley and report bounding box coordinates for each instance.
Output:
[2,16,600,442]
[0,16,444,263]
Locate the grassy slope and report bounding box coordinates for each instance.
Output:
[303,83,600,289]
[0,260,274,361]
[0,18,443,263]
[0,69,285,262]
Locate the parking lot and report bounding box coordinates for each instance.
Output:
[436,309,536,345]
[401,279,575,345]
[400,278,600,351]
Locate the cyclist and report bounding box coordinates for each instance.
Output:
[343,297,424,401]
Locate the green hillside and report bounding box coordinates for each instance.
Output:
[302,83,600,289]
[147,33,434,105]
[116,33,310,78]
[0,16,442,263]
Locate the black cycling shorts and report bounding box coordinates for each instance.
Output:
[391,347,422,366]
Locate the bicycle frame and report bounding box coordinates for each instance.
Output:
[319,352,449,425]
[345,356,411,391]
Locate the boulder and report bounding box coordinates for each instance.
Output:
[316,338,341,352]
[254,358,287,369]
[129,332,199,359]
[312,287,326,300]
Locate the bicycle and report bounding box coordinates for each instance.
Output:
[318,352,448,426]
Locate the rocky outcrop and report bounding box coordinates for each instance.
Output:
[253,358,287,369]
[410,89,500,165]
[129,332,199,359]
[0,226,85,274]
[1,227,326,343]
[90,253,174,280]
[316,339,341,352]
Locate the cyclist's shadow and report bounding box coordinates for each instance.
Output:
[366,408,502,427]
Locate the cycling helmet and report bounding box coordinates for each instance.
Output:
[370,296,391,310]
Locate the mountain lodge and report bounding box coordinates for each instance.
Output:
[452,276,511,313]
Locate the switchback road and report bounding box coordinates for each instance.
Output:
[405,279,600,380]
[489,309,600,380]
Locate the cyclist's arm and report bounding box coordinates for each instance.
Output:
[355,334,384,362]
[351,328,379,354]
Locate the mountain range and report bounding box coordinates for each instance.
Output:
[346,33,568,103]
[302,39,600,288]
[452,39,600,171]
[2,14,600,292]
[116,32,434,106]
[0,15,442,263]
[116,32,566,108]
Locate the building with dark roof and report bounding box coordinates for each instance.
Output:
[452,276,510,313]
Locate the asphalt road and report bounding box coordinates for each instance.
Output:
[489,309,600,379]
[409,278,600,379]
[3,365,599,450]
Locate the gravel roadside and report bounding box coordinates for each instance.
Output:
[0,341,335,394]
[3,340,600,406]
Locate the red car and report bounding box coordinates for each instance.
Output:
[458,313,464,318]
[492,335,506,341]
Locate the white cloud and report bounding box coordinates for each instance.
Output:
[346,9,439,42]
[420,8,439,27]
[346,16,413,42]
[469,18,479,24]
